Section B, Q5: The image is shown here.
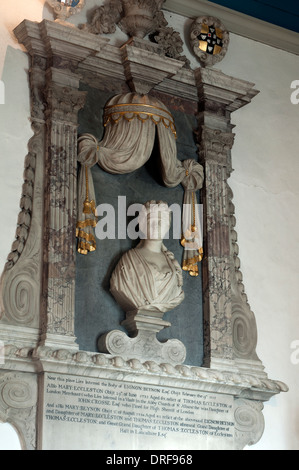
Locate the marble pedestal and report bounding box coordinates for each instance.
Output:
[98,309,187,366]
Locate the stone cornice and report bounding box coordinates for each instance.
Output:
[164,0,299,55]
[3,344,288,403]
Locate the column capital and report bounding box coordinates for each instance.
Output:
[198,125,236,171]
[45,72,87,124]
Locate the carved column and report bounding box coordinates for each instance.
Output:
[40,68,86,350]
[200,127,236,370]
[195,68,261,373]
[37,20,109,350]
[8,20,109,352]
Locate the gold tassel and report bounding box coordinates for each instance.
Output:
[83,199,96,215]
[83,166,91,213]
[82,166,97,215]
[77,165,98,255]
[181,184,203,276]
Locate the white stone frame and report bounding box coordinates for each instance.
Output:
[0,15,288,450]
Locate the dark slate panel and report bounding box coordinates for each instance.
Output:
[75,86,204,366]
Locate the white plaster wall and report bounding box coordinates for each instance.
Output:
[0,423,21,450]
[0,0,298,450]
[211,33,299,451]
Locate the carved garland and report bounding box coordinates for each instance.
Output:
[0,122,44,327]
[4,124,40,271]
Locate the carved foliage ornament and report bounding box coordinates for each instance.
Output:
[46,0,86,24]
[190,16,230,67]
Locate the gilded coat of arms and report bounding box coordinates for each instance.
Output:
[190,16,230,67]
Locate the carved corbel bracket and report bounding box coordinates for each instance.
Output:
[234,399,265,450]
[0,371,38,450]
[0,121,44,332]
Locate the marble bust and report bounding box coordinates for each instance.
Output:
[99,201,187,365]
[110,200,184,318]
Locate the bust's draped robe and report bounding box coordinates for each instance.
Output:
[110,245,184,315]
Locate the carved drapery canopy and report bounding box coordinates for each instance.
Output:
[77,92,204,276]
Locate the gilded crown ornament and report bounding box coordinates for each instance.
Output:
[46,0,86,25]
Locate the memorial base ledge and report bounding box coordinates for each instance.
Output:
[1,344,288,403]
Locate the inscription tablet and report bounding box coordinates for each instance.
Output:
[41,373,234,450]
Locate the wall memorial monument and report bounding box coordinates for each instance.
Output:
[0,0,287,451]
